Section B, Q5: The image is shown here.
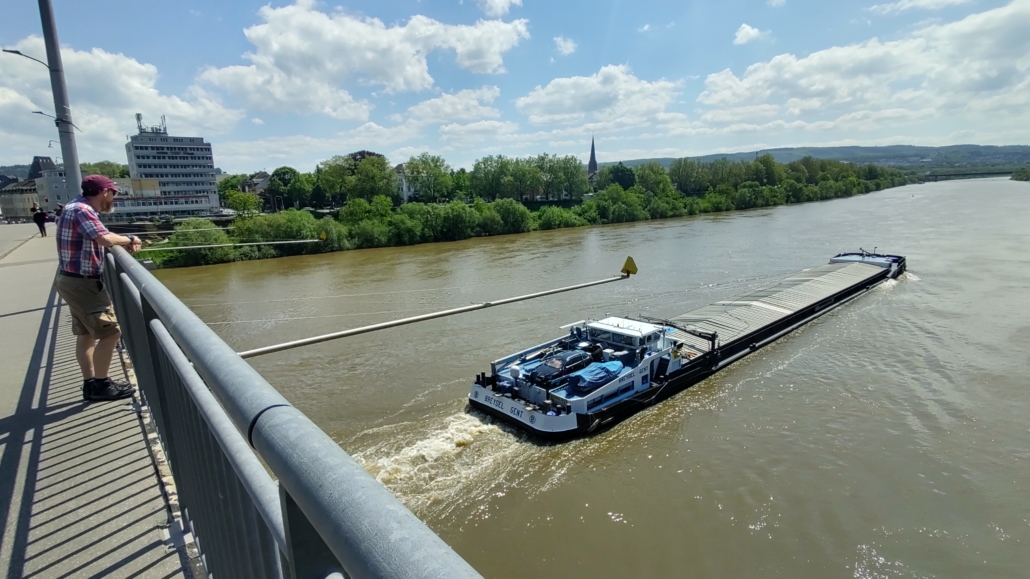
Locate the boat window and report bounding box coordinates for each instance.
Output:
[589,329,612,341]
[619,384,634,394]
[587,397,603,410]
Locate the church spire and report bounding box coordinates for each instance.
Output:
[588,136,598,178]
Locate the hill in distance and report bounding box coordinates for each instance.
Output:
[599,144,1030,170]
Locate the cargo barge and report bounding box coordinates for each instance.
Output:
[468,250,906,440]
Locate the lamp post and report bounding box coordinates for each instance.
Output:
[3,1,82,194]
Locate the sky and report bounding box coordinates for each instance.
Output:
[1,0,1028,174]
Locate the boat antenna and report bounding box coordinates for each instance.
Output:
[237,257,639,359]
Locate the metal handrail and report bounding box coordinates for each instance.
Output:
[105,246,482,579]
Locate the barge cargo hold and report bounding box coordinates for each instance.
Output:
[468,251,906,440]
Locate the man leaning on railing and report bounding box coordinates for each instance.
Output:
[55,175,144,401]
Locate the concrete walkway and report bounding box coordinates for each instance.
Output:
[0,225,189,578]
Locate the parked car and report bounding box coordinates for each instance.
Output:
[528,350,592,385]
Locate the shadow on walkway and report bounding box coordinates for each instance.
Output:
[0,283,188,578]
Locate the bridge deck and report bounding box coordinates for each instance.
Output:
[0,226,191,578]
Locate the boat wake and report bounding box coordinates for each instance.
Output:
[351,410,536,519]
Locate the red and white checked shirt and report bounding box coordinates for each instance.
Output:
[56,196,110,277]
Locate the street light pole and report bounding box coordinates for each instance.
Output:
[37,0,81,193]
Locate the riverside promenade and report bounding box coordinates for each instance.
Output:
[0,224,189,578]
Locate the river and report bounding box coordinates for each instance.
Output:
[158,178,1029,578]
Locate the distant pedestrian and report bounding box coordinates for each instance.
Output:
[55,175,143,401]
[55,204,63,217]
[32,208,47,237]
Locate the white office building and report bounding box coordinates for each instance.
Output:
[117,115,219,222]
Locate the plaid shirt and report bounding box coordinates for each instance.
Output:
[56,196,110,277]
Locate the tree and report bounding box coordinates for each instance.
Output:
[669,158,706,196]
[225,190,262,215]
[451,168,470,200]
[633,162,675,195]
[285,172,313,208]
[609,162,636,190]
[503,158,543,200]
[492,198,532,234]
[351,155,398,202]
[266,166,300,209]
[80,161,129,179]
[217,174,246,195]
[470,155,508,200]
[318,155,357,204]
[405,153,453,203]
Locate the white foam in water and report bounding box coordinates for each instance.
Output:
[353,412,532,517]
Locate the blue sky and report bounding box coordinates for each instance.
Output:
[2,0,1028,173]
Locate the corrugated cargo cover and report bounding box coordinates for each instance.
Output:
[667,262,884,352]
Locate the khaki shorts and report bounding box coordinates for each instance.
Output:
[56,275,121,338]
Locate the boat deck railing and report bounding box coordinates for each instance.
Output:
[103,246,482,579]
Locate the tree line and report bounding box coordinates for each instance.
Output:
[150,153,917,268]
[1013,167,1030,181]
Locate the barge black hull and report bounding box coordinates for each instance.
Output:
[470,257,903,442]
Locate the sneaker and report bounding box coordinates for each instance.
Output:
[89,378,136,401]
[82,379,94,401]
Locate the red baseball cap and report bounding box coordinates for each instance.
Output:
[81,174,121,196]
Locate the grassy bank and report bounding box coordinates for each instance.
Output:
[146,157,917,268]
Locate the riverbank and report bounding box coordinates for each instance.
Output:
[146,158,917,268]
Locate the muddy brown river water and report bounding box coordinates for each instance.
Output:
[158,178,1029,578]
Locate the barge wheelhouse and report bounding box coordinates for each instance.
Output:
[468,251,906,440]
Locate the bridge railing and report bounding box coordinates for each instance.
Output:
[103,246,482,579]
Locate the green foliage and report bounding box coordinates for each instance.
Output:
[151,149,915,269]
[80,161,128,179]
[225,190,262,214]
[470,153,589,200]
[451,168,471,200]
[633,162,676,195]
[161,219,236,267]
[1013,167,1030,181]
[233,209,349,257]
[536,206,585,230]
[491,198,532,234]
[609,162,636,190]
[578,185,649,224]
[285,172,313,208]
[217,174,247,198]
[351,156,398,202]
[405,153,453,203]
[440,201,480,241]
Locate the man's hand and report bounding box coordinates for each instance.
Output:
[128,236,143,254]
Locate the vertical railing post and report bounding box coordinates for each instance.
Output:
[280,484,344,579]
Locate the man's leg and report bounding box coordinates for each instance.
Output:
[75,334,96,381]
[91,331,121,380]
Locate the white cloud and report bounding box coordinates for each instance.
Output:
[0,36,241,166]
[699,104,780,124]
[768,0,786,6]
[439,120,519,144]
[638,24,651,32]
[214,121,424,170]
[405,87,501,123]
[251,118,265,125]
[199,0,528,120]
[734,23,770,45]
[692,0,1030,141]
[554,36,577,56]
[515,65,680,125]
[870,0,970,15]
[475,0,522,17]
